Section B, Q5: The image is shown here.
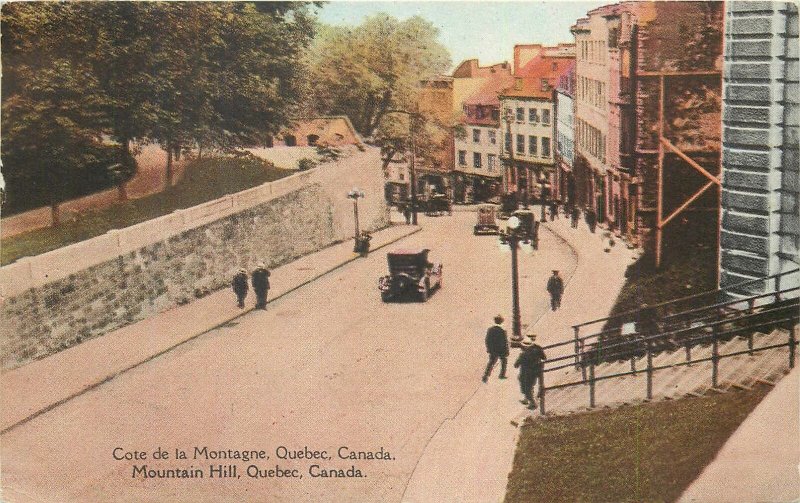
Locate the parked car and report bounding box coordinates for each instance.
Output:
[474,204,500,235]
[511,209,539,249]
[424,194,452,216]
[379,249,443,302]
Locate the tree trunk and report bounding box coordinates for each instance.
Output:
[50,201,61,227]
[117,183,128,201]
[165,145,173,190]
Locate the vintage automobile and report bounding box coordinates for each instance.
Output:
[379,249,443,302]
[424,194,452,216]
[473,204,500,235]
[510,209,539,249]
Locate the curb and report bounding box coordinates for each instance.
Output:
[1,226,422,435]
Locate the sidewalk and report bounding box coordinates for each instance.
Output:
[403,207,638,503]
[678,365,800,503]
[0,223,419,434]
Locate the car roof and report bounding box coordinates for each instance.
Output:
[389,248,430,255]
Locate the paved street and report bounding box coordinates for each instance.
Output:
[1,212,577,503]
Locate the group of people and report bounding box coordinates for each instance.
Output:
[482,314,548,410]
[232,263,271,310]
[545,201,597,233]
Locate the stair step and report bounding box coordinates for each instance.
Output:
[756,378,776,386]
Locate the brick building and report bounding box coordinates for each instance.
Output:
[719,1,799,292]
[554,62,576,205]
[573,2,725,263]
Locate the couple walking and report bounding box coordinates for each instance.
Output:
[232,263,271,309]
[482,315,547,410]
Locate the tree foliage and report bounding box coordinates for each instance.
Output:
[1,2,316,214]
[306,15,451,138]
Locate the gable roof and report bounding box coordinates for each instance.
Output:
[500,52,575,99]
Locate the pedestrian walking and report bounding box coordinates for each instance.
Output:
[570,206,580,228]
[586,208,597,233]
[515,334,547,409]
[232,268,248,308]
[482,314,509,383]
[252,262,271,310]
[403,204,412,225]
[549,200,558,221]
[546,270,564,311]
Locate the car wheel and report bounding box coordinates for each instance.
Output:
[381,291,391,302]
[420,281,430,302]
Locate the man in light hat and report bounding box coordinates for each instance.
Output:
[482,314,509,383]
[515,334,547,409]
[232,268,249,308]
[546,270,564,311]
[251,262,271,310]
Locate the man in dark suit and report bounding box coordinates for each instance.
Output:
[547,270,564,311]
[482,315,509,383]
[252,262,271,310]
[515,334,547,409]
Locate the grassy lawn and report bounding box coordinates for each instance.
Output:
[505,385,771,503]
[1,156,291,265]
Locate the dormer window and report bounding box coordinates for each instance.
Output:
[514,78,523,91]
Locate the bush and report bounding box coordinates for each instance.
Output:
[297,158,317,171]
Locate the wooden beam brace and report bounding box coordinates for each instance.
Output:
[659,180,716,228]
[660,138,721,185]
[637,70,721,77]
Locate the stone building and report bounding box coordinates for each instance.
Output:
[499,47,575,203]
[719,1,799,293]
[452,62,513,203]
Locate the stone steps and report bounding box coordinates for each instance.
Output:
[534,328,795,418]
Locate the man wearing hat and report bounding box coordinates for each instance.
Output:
[232,268,249,308]
[251,262,271,310]
[546,270,564,311]
[482,314,509,383]
[515,334,547,409]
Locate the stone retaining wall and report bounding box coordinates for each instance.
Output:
[0,148,387,370]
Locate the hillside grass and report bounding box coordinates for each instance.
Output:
[505,385,771,503]
[1,156,291,265]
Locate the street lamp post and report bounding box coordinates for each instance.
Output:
[499,215,529,346]
[347,187,365,238]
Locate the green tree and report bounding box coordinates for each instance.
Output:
[307,15,451,138]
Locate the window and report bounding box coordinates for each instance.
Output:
[542,109,551,125]
[505,133,512,153]
[491,109,500,121]
[399,173,405,181]
[529,108,538,123]
[542,137,551,157]
[284,134,297,147]
[516,134,525,154]
[541,79,549,92]
[307,134,319,146]
[473,152,482,169]
[473,129,481,143]
[488,130,497,144]
[529,135,538,156]
[516,107,525,122]
[504,108,512,120]
[488,154,497,171]
[458,150,466,165]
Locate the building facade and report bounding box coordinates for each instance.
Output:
[554,63,576,205]
[499,46,575,203]
[573,2,724,262]
[719,1,799,292]
[452,62,513,203]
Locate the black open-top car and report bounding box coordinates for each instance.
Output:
[379,249,442,302]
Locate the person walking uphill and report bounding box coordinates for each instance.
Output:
[482,315,509,383]
[515,334,547,409]
[547,270,564,311]
[232,268,248,308]
[252,262,271,310]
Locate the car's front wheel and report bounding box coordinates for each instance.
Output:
[420,280,430,302]
[381,291,391,303]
